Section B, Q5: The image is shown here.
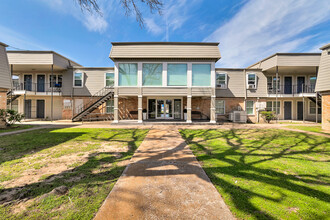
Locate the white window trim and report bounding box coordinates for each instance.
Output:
[246,73,257,89]
[215,100,225,115]
[246,100,254,115]
[266,101,281,114]
[104,72,115,88]
[216,72,227,89]
[73,72,84,88]
[308,100,320,115]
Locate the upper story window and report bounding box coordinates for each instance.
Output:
[74,73,83,87]
[192,64,211,86]
[310,76,317,89]
[216,73,227,89]
[105,73,114,87]
[142,63,162,86]
[50,75,63,87]
[118,63,138,86]
[267,76,280,93]
[247,73,257,89]
[167,64,187,86]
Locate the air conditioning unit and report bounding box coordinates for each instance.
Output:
[248,84,256,89]
[228,111,247,123]
[217,84,226,89]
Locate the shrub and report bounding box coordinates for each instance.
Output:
[0,109,25,127]
[260,111,276,123]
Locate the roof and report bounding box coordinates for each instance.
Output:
[320,43,330,50]
[0,42,8,47]
[110,42,221,61]
[7,50,81,66]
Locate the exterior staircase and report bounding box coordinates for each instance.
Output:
[72,87,114,122]
[308,93,322,107]
[6,90,20,105]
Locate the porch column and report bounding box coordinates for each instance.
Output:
[210,95,216,123]
[113,95,119,123]
[187,95,192,123]
[138,95,142,123]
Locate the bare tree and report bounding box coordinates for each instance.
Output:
[75,0,163,27]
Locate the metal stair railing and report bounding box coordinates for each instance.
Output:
[72,86,114,121]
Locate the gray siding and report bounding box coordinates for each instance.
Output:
[0,45,11,89]
[246,70,268,97]
[62,68,114,97]
[7,52,53,64]
[277,55,320,67]
[315,48,330,92]
[216,69,245,97]
[142,87,187,96]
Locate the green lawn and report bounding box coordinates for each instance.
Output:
[0,128,148,219]
[286,125,329,135]
[0,124,34,133]
[180,129,330,220]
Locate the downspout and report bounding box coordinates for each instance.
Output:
[275,65,278,123]
[51,64,54,121]
[10,64,13,110]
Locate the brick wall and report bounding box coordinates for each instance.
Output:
[119,97,138,120]
[0,89,8,128]
[191,97,211,120]
[321,93,330,131]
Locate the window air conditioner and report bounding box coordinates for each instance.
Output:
[248,84,256,89]
[217,84,226,89]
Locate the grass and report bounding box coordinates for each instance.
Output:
[0,124,34,133]
[0,128,148,219]
[180,129,330,220]
[286,125,329,135]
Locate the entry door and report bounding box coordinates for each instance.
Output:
[24,75,32,91]
[24,100,32,119]
[148,99,156,119]
[37,100,45,118]
[37,75,45,92]
[297,101,304,120]
[284,101,292,120]
[284,77,292,94]
[174,99,182,119]
[156,100,165,119]
[297,77,305,93]
[156,99,174,119]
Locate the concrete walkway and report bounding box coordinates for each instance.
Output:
[94,128,233,220]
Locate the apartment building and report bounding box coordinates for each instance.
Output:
[0,42,11,127]
[3,42,326,125]
[315,43,330,130]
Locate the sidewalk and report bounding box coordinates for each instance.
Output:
[94,128,233,220]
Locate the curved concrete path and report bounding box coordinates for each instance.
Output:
[94,128,233,220]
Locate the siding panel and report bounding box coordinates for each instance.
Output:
[0,45,11,89]
[315,49,330,92]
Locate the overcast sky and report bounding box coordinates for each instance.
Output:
[1,0,329,67]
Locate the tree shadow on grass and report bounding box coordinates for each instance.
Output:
[180,129,330,219]
[0,128,148,219]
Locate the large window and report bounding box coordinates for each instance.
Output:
[105,73,114,87]
[167,64,187,86]
[246,100,254,115]
[266,101,280,114]
[215,100,225,114]
[106,100,114,113]
[142,63,162,86]
[216,73,227,88]
[309,101,321,114]
[118,63,137,86]
[74,73,83,87]
[310,76,317,91]
[192,64,211,86]
[247,73,257,89]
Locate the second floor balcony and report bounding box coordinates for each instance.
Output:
[267,84,316,96]
[12,82,62,95]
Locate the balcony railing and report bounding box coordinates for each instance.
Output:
[12,82,62,94]
[267,84,315,95]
